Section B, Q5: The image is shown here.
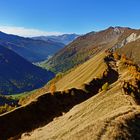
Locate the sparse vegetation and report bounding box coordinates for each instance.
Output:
[49,83,56,95]
[113,52,120,60]
[102,82,109,91]
[0,104,16,114]
[120,54,127,62]
[115,52,140,103]
[1,50,140,140]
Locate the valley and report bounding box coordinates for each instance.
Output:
[0,50,140,139]
[0,44,54,95]
[0,31,65,62]
[1,1,140,139]
[0,26,140,140]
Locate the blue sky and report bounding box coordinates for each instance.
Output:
[0,0,140,36]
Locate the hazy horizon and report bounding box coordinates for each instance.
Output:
[0,0,140,37]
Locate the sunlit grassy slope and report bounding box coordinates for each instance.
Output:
[7,52,106,102]
[17,52,107,104]
[21,52,140,140]
[1,51,140,139]
[21,89,140,140]
[55,52,107,91]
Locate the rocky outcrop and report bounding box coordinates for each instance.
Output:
[113,33,140,50]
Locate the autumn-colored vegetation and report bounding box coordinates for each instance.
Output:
[111,51,140,103]
[0,104,16,115]
[113,52,120,60]
[49,83,56,95]
[102,82,109,91]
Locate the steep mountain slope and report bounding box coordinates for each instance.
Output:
[32,34,80,45]
[0,51,109,139]
[18,52,107,105]
[0,51,140,139]
[0,31,64,62]
[20,52,140,140]
[55,52,107,91]
[0,45,54,95]
[41,27,140,73]
[21,91,140,140]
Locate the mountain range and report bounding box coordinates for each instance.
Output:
[0,31,80,95]
[0,26,140,139]
[40,27,140,73]
[32,34,80,45]
[0,31,65,62]
[1,49,140,140]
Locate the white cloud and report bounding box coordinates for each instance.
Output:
[0,26,63,37]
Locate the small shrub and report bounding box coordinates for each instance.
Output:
[113,52,120,60]
[121,54,127,62]
[0,104,16,115]
[102,82,109,91]
[49,83,56,95]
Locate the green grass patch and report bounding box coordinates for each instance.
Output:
[6,90,37,100]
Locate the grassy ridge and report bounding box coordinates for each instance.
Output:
[20,51,140,140]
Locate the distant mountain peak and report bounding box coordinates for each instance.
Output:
[107,26,133,31]
[32,33,80,45]
[0,31,65,62]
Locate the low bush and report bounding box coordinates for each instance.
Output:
[102,82,109,91]
[0,104,16,115]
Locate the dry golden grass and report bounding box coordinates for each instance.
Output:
[20,51,140,140]
[18,52,107,106]
[0,51,139,140]
[55,52,107,91]
[20,84,140,140]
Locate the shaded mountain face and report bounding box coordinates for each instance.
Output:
[0,45,54,95]
[0,31,65,62]
[0,96,18,106]
[41,27,140,73]
[32,34,80,45]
